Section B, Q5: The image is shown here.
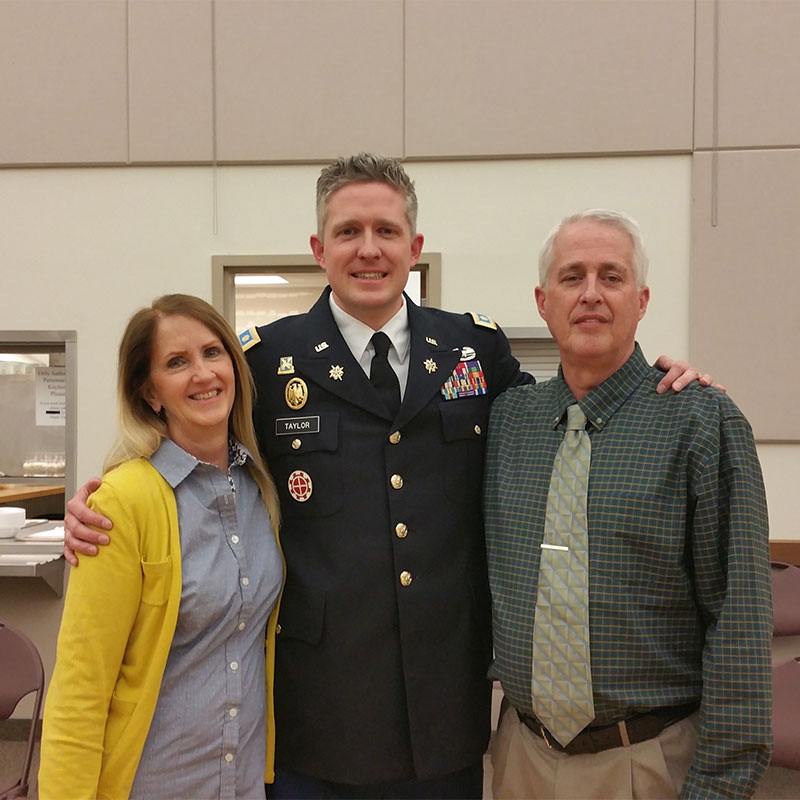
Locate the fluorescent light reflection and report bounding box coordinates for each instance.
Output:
[234,275,289,286]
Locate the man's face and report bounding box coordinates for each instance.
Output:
[310,182,424,329]
[535,219,649,374]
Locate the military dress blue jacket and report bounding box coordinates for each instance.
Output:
[243,287,531,784]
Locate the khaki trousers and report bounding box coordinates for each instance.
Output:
[491,706,700,799]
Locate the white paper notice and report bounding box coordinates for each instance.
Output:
[35,367,66,426]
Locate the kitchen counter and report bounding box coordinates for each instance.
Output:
[0,521,65,596]
[0,483,65,504]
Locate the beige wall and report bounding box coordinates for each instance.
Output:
[0,156,800,692]
[2,157,795,700]
[0,0,695,165]
[1,0,798,708]
[0,156,793,536]
[1,157,690,480]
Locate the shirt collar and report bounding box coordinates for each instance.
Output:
[228,438,249,468]
[549,343,652,432]
[328,292,410,364]
[149,436,252,489]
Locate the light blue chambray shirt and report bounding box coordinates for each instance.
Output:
[129,438,282,800]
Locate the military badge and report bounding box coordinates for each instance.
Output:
[440,359,487,399]
[288,470,313,502]
[278,356,295,375]
[460,346,476,361]
[315,341,329,353]
[285,377,308,410]
[424,358,438,374]
[329,365,344,381]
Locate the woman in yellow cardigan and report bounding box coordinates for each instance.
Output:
[39,294,284,799]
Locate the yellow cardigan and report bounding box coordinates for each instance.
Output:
[39,458,282,799]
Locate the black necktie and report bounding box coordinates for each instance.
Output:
[370,332,401,417]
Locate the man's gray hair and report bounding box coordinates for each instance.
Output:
[537,209,649,289]
[315,152,419,237]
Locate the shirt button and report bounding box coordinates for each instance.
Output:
[237,622,245,631]
[231,535,239,544]
[391,474,404,489]
[229,708,238,718]
[389,431,401,444]
[275,623,282,634]
[225,753,234,763]
[230,661,239,671]
[395,522,408,539]
[474,424,481,435]
[400,571,412,587]
[241,577,250,586]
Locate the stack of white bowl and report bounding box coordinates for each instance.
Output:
[0,506,26,539]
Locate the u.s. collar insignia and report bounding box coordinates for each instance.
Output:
[329,365,344,381]
[278,356,295,375]
[239,326,260,352]
[285,377,308,410]
[424,358,438,374]
[315,341,329,353]
[426,336,438,345]
[460,346,476,361]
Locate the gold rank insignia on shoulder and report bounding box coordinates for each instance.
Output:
[239,327,261,352]
[469,312,497,330]
[278,356,295,375]
[285,377,308,410]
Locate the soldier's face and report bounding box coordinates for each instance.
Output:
[310,182,424,330]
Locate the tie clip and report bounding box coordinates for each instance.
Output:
[540,543,569,551]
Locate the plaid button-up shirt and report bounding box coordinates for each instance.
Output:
[484,344,772,799]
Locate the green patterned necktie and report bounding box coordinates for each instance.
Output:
[530,403,595,746]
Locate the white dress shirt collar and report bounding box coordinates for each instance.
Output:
[328,293,411,369]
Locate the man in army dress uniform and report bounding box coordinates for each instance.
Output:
[64,154,710,799]
[241,154,532,798]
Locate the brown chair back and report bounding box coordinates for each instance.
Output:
[0,622,45,800]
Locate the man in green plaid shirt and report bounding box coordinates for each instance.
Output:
[485,210,772,799]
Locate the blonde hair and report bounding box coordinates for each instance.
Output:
[105,294,280,531]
